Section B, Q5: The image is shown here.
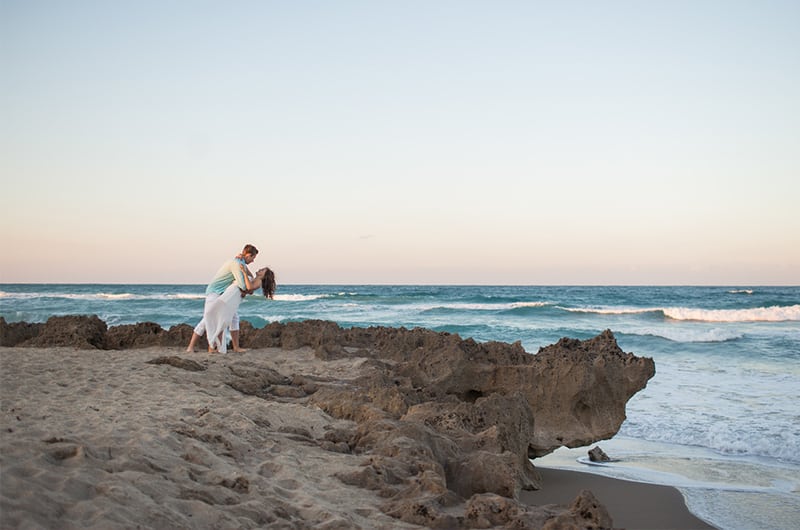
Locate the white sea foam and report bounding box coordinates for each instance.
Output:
[663,305,800,322]
[560,306,657,315]
[56,293,132,301]
[2,291,145,301]
[418,303,496,312]
[457,302,513,311]
[562,304,800,322]
[626,420,800,463]
[729,289,755,294]
[1,290,203,302]
[5,291,328,303]
[623,354,800,465]
[97,293,134,300]
[510,301,550,309]
[419,301,549,312]
[629,327,744,343]
[168,293,206,300]
[0,291,42,300]
[273,293,327,302]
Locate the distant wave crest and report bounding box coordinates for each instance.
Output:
[561,306,658,316]
[169,293,206,300]
[273,294,327,302]
[49,293,137,301]
[424,301,551,313]
[663,305,800,323]
[97,293,134,300]
[510,301,550,309]
[630,328,744,343]
[563,304,800,322]
[0,290,334,304]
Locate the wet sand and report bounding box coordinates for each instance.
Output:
[521,467,716,529]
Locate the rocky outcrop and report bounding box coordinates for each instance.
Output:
[105,321,193,349]
[463,490,612,529]
[1,316,655,528]
[16,315,108,349]
[0,316,197,350]
[526,331,655,456]
[0,317,42,346]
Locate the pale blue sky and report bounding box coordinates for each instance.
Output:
[2,1,798,284]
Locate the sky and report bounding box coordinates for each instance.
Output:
[1,1,798,285]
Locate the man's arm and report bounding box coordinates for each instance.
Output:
[231,262,255,291]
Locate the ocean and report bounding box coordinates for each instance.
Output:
[2,284,798,529]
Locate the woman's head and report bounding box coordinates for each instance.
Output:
[261,268,276,299]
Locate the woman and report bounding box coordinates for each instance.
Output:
[205,266,276,353]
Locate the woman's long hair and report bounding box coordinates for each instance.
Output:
[261,268,276,299]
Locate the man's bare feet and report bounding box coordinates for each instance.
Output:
[185,347,196,353]
[233,347,248,353]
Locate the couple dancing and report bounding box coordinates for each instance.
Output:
[186,244,276,354]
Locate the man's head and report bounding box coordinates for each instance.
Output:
[242,244,259,264]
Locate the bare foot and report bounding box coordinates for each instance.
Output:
[185,347,196,353]
[233,347,248,353]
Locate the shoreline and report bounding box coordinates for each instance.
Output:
[522,467,716,529]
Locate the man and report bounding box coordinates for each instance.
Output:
[186,244,259,353]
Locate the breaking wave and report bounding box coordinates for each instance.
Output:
[663,305,800,323]
[563,305,800,323]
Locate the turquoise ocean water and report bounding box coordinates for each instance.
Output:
[2,284,799,529]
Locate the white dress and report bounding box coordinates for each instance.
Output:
[204,282,244,353]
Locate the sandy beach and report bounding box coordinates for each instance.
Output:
[1,346,414,529]
[0,340,714,529]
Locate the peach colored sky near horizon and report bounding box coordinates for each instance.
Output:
[2,1,799,285]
